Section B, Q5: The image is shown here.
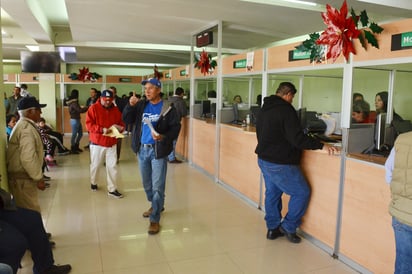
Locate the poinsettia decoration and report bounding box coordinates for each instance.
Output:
[194,50,217,75]
[296,0,383,63]
[69,67,102,82]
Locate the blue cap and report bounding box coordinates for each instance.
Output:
[101,90,113,99]
[141,78,161,88]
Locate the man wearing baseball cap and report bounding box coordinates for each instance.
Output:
[86,89,125,198]
[7,97,47,213]
[122,78,181,234]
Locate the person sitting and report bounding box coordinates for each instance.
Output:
[375,91,403,122]
[0,188,72,274]
[37,118,70,156]
[5,114,17,141]
[233,95,242,104]
[352,100,373,123]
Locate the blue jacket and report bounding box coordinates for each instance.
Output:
[122,99,181,159]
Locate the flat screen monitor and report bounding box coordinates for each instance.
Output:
[296,107,307,131]
[375,113,387,150]
[232,103,242,124]
[20,51,61,73]
[250,106,261,125]
[202,100,211,116]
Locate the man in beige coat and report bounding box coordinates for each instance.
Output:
[7,97,47,212]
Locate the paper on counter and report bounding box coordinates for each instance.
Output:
[103,125,125,139]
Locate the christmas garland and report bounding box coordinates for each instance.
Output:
[296,0,383,63]
[69,67,102,82]
[194,50,217,75]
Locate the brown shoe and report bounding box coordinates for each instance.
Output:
[142,207,165,218]
[169,159,182,163]
[148,222,160,235]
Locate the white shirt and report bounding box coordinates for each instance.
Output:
[384,147,395,184]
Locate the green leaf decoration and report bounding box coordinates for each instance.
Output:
[370,22,384,34]
[364,30,379,48]
[359,10,369,27]
[358,31,367,50]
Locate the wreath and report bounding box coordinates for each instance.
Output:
[69,67,102,82]
[296,0,383,63]
[194,50,217,75]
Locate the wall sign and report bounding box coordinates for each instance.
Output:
[391,31,412,51]
[179,69,187,76]
[119,77,132,82]
[233,59,247,69]
[288,49,311,61]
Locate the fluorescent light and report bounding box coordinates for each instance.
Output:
[240,0,325,12]
[357,0,412,10]
[26,45,39,51]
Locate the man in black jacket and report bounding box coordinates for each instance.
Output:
[122,78,180,235]
[255,82,338,244]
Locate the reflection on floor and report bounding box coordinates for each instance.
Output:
[18,136,358,274]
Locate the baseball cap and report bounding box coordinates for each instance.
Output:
[17,97,47,110]
[0,188,17,211]
[101,90,114,101]
[141,78,161,88]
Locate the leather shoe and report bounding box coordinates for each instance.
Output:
[169,159,182,163]
[142,207,165,218]
[266,226,284,240]
[41,264,71,274]
[148,222,160,235]
[279,226,301,243]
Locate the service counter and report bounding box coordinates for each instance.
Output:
[339,157,394,274]
[175,116,189,159]
[191,118,216,175]
[219,123,261,204]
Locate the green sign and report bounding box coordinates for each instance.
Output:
[179,70,186,76]
[165,72,170,78]
[233,59,247,69]
[401,32,412,47]
[292,49,311,60]
[119,77,132,82]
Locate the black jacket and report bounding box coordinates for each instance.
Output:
[122,99,181,158]
[255,95,323,165]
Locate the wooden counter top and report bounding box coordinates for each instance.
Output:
[347,152,386,166]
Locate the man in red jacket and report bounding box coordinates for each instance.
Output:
[86,90,125,198]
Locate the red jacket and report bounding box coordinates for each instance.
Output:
[86,100,125,147]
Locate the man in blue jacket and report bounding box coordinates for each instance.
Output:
[122,78,180,235]
[255,82,338,244]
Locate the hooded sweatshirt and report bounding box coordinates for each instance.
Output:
[255,95,323,165]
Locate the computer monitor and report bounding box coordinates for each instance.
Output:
[202,100,211,117]
[296,107,307,131]
[232,103,242,124]
[375,113,387,150]
[250,106,261,125]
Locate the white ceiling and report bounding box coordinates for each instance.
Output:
[1,0,412,68]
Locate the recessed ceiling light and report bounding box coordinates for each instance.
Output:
[26,45,39,51]
[240,0,324,12]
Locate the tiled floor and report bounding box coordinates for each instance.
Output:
[18,136,358,274]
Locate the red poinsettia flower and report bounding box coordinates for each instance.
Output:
[316,0,360,62]
[78,67,92,82]
[196,50,211,75]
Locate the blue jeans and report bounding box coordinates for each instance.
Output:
[70,118,83,147]
[392,217,412,274]
[0,263,13,274]
[167,139,177,161]
[138,145,167,223]
[258,158,310,233]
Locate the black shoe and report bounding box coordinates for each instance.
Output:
[70,150,79,154]
[279,226,301,243]
[266,226,284,240]
[91,184,98,192]
[41,264,71,274]
[43,175,51,181]
[84,144,90,149]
